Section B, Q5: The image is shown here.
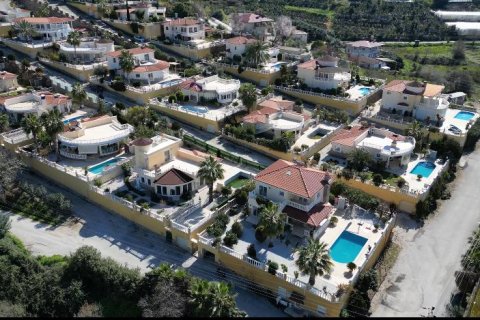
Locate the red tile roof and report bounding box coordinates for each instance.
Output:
[180,78,202,92]
[258,97,295,111]
[106,47,154,58]
[284,203,334,227]
[226,36,257,45]
[163,18,200,26]
[330,125,369,147]
[243,97,296,124]
[14,17,74,24]
[132,61,169,73]
[236,13,273,24]
[383,80,444,97]
[155,168,193,185]
[0,71,17,80]
[255,159,331,198]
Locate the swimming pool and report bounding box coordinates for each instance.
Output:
[63,115,84,124]
[330,231,368,263]
[358,87,372,96]
[454,111,476,121]
[410,161,436,178]
[88,157,124,175]
[181,105,209,114]
[271,62,287,71]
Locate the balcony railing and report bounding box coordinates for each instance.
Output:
[59,150,87,160]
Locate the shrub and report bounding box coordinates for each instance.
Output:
[93,178,102,187]
[150,192,160,203]
[313,152,321,162]
[247,243,256,259]
[168,95,176,103]
[356,269,378,292]
[223,231,238,248]
[396,177,406,189]
[267,261,279,275]
[293,146,301,153]
[110,81,126,91]
[347,262,357,272]
[255,225,267,243]
[341,169,354,180]
[221,186,232,197]
[330,216,338,226]
[372,174,383,186]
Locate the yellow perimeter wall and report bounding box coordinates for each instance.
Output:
[222,135,293,161]
[219,65,281,86]
[155,42,214,61]
[0,24,11,37]
[39,59,94,82]
[340,178,419,214]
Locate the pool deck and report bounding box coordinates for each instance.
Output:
[156,99,247,122]
[440,108,479,136]
[293,122,339,149]
[346,85,375,101]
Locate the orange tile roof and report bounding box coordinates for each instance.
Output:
[258,97,295,111]
[226,36,257,45]
[284,203,333,227]
[297,59,316,70]
[255,159,331,198]
[384,79,444,97]
[163,18,200,26]
[237,13,273,23]
[132,61,169,73]
[330,125,369,147]
[180,78,202,92]
[106,47,154,58]
[424,83,444,97]
[14,17,74,24]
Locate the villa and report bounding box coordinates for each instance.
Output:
[180,75,241,104]
[290,29,308,43]
[381,80,449,122]
[106,47,176,85]
[162,18,205,42]
[0,71,18,92]
[58,115,134,160]
[277,46,312,63]
[59,38,115,64]
[329,124,416,167]
[132,135,213,202]
[0,7,30,23]
[231,13,275,42]
[225,36,257,60]
[247,159,335,238]
[297,56,351,90]
[346,40,383,59]
[115,3,166,21]
[243,97,311,140]
[0,91,72,123]
[13,17,74,41]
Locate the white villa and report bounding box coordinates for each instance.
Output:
[0,7,30,23]
[329,124,416,167]
[225,36,257,60]
[59,38,115,64]
[381,80,449,121]
[106,47,174,84]
[0,91,72,123]
[116,3,166,21]
[14,17,74,41]
[277,46,312,63]
[162,18,205,42]
[297,56,351,90]
[346,40,383,58]
[231,13,275,42]
[247,159,335,239]
[243,97,311,140]
[180,75,241,104]
[0,71,18,92]
[58,115,134,160]
[133,135,214,202]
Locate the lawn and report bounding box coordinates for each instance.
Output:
[226,177,249,189]
[364,171,402,188]
[469,287,480,317]
[284,5,334,19]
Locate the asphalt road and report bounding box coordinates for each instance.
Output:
[371,148,480,317]
[2,172,286,317]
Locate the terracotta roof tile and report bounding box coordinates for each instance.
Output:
[255,159,331,198]
[154,168,193,185]
[330,125,369,147]
[163,18,200,26]
[132,61,169,73]
[0,71,17,80]
[226,36,257,45]
[237,13,273,23]
[284,203,334,227]
[14,17,74,24]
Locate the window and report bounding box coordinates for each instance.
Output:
[181,27,186,32]
[165,150,171,161]
[194,27,198,32]
[403,96,408,100]
[165,26,168,30]
[189,27,193,33]
[113,58,116,63]
[175,186,181,195]
[162,186,167,195]
[148,73,153,79]
[259,185,267,197]
[136,74,140,78]
[147,179,151,186]
[279,191,284,197]
[144,54,149,60]
[141,177,145,183]
[376,153,381,158]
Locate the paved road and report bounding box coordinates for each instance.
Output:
[371,148,480,317]
[2,172,286,317]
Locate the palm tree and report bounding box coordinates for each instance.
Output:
[21,114,42,149]
[197,155,225,203]
[119,50,135,84]
[67,31,82,64]
[244,42,269,68]
[189,279,245,317]
[71,82,87,109]
[125,0,131,21]
[40,109,65,161]
[295,238,334,286]
[258,202,286,245]
[14,20,35,42]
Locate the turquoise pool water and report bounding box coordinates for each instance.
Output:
[410,161,436,178]
[359,87,372,96]
[330,231,368,263]
[88,158,123,175]
[271,62,287,71]
[454,111,475,121]
[63,115,84,124]
[181,105,209,114]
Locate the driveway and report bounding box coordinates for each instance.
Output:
[2,173,286,317]
[371,148,480,317]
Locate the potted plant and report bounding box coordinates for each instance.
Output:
[417,174,422,181]
[373,223,379,232]
[347,262,357,274]
[336,283,349,298]
[330,216,338,227]
[294,271,299,280]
